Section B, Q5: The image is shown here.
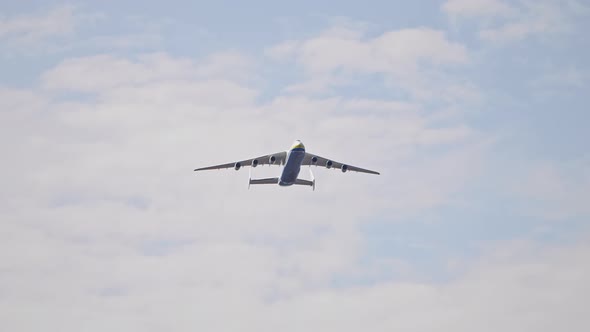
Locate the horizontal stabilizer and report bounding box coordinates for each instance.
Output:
[249,177,279,185]
[294,179,314,186]
[295,177,315,191]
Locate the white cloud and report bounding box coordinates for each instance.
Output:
[0,5,78,41]
[513,161,590,220]
[28,52,487,251]
[41,52,254,93]
[0,6,163,55]
[531,68,588,90]
[194,51,255,82]
[443,0,590,43]
[265,40,300,60]
[1,211,588,331]
[63,33,163,53]
[270,27,468,75]
[0,5,108,55]
[266,26,472,102]
[0,87,47,110]
[0,50,480,243]
[0,3,588,330]
[41,53,193,92]
[479,1,568,42]
[442,0,515,19]
[264,240,590,332]
[2,49,482,237]
[0,26,547,332]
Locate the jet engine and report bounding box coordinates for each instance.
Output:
[326,160,333,169]
[234,162,242,170]
[251,159,259,167]
[269,156,276,164]
[311,156,318,164]
[341,164,348,173]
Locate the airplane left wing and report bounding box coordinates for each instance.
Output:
[302,152,380,175]
[194,151,287,171]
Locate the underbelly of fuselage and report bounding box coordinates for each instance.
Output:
[279,150,305,186]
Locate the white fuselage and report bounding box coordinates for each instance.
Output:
[279,147,305,186]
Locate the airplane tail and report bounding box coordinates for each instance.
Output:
[248,177,279,189]
[248,168,315,191]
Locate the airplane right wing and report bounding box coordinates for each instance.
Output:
[302,152,380,175]
[194,151,287,171]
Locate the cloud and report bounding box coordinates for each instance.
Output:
[59,33,163,53]
[513,161,590,220]
[2,48,482,243]
[0,5,79,41]
[0,87,47,110]
[267,27,468,75]
[266,25,474,102]
[41,52,254,93]
[443,0,590,43]
[531,68,588,90]
[5,12,587,329]
[442,0,515,19]
[479,1,568,42]
[1,211,588,331]
[264,240,590,332]
[0,6,163,55]
[0,5,108,55]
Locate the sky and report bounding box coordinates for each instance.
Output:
[1,0,589,331]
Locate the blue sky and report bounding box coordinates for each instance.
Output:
[1,1,589,331]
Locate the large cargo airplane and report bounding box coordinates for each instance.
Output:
[194,140,379,190]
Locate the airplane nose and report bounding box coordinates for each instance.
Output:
[291,140,305,150]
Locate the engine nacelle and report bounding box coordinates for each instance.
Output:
[341,164,348,173]
[251,159,259,167]
[311,156,318,164]
[234,162,242,170]
[326,160,333,169]
[269,156,276,164]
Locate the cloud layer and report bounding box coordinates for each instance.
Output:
[1,2,589,331]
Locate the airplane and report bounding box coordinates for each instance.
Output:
[194,140,379,190]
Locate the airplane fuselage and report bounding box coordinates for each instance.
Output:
[279,147,305,186]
